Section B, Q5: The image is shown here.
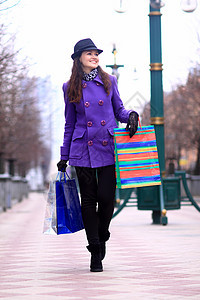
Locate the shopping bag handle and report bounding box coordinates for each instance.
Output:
[138,116,142,129]
[56,170,71,182]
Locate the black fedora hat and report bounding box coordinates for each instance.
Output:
[71,38,103,60]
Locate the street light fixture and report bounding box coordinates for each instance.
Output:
[150,0,165,9]
[114,0,127,13]
[181,0,198,12]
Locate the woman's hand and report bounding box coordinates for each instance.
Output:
[57,160,68,172]
[126,111,139,138]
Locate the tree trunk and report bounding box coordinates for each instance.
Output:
[177,145,181,170]
[194,139,200,175]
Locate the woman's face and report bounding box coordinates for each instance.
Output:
[79,50,99,74]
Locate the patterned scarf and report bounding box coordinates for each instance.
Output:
[83,68,98,81]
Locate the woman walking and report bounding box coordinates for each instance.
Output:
[57,38,139,272]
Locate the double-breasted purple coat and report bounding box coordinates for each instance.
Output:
[60,74,132,168]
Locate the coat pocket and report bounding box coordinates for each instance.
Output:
[70,128,86,159]
[107,128,115,152]
[107,127,114,137]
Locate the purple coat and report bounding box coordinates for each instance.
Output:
[60,74,132,168]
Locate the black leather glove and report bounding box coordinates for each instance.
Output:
[126,111,139,138]
[57,160,68,172]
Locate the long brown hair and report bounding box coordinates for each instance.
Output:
[67,58,111,103]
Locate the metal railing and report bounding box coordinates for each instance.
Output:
[0,174,29,212]
[112,171,200,219]
[175,171,200,212]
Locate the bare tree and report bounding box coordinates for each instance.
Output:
[141,64,200,175]
[0,24,51,176]
[178,66,200,174]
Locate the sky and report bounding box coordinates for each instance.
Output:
[1,0,200,165]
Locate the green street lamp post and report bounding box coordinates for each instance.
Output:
[132,1,167,224]
[149,3,166,223]
[149,5,165,175]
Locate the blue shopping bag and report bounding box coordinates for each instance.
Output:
[56,172,84,235]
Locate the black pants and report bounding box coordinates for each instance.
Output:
[75,164,116,245]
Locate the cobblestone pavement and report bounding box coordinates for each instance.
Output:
[0,192,200,300]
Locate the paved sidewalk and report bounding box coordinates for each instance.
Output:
[0,192,200,300]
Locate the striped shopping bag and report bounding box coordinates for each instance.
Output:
[114,126,161,189]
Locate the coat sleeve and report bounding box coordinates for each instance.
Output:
[110,75,133,123]
[60,82,76,160]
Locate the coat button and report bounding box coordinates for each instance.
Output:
[102,140,108,146]
[101,120,106,126]
[87,121,92,127]
[88,140,93,146]
[85,101,90,107]
[98,100,104,106]
[82,82,87,88]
